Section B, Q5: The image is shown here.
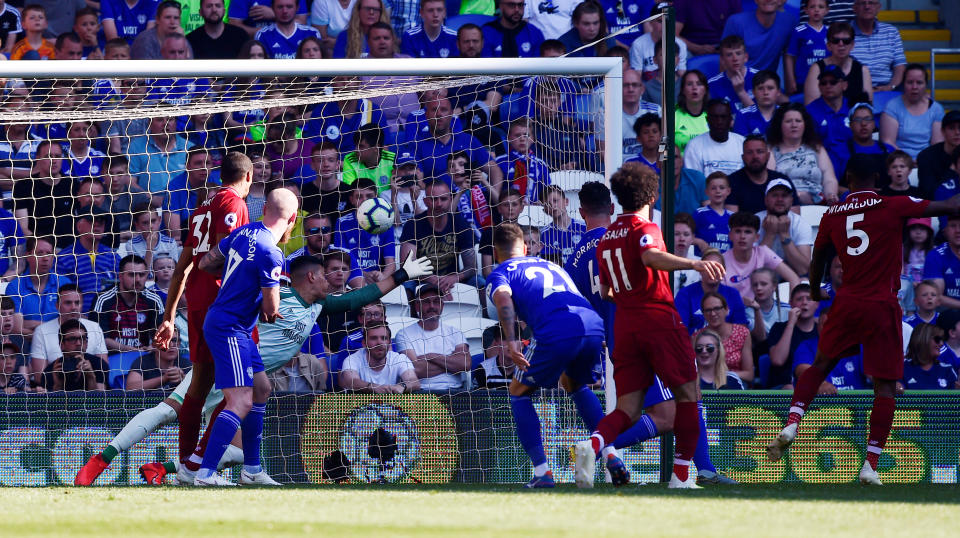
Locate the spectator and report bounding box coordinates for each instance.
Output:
[229,0,309,37]
[785,0,829,95]
[539,185,586,266]
[482,0,545,58]
[243,147,271,221]
[342,122,395,194]
[756,179,814,276]
[557,0,613,58]
[744,267,790,344]
[479,189,524,276]
[630,5,687,77]
[683,99,745,177]
[6,236,71,333]
[936,310,960,371]
[652,142,707,218]
[400,178,480,291]
[334,0,390,58]
[118,205,182,276]
[917,111,960,200]
[41,319,109,391]
[270,352,328,392]
[286,213,343,260]
[447,153,494,239]
[92,255,164,353]
[673,0,741,56]
[303,78,389,153]
[675,69,709,153]
[0,342,26,394]
[851,0,905,92]
[299,143,347,218]
[902,218,934,285]
[642,34,682,106]
[253,0,322,59]
[496,119,552,204]
[0,202,23,281]
[733,70,781,138]
[522,224,543,258]
[55,209,120,313]
[29,283,109,384]
[10,5,53,60]
[693,172,733,252]
[333,299,387,368]
[401,0,457,58]
[0,297,25,358]
[456,22,484,59]
[696,291,753,383]
[531,84,598,172]
[726,135,798,214]
[102,0,159,44]
[12,141,75,244]
[723,211,800,302]
[672,212,702,291]
[53,32,84,61]
[125,328,190,390]
[73,8,103,59]
[339,323,420,393]
[694,328,746,390]
[806,66,852,178]
[881,149,919,198]
[803,22,871,106]
[163,148,215,241]
[600,71,661,158]
[131,1,194,59]
[768,103,839,205]
[62,120,106,180]
[473,321,526,389]
[151,255,175,303]
[264,113,315,182]
[310,0,355,55]
[902,322,959,390]
[0,119,41,195]
[128,116,191,208]
[904,280,940,328]
[396,283,471,391]
[791,308,867,392]
[767,283,819,388]
[721,0,797,73]
[880,64,945,160]
[708,36,758,112]
[675,248,748,333]
[102,155,152,244]
[336,178,398,287]
[923,215,960,310]
[382,151,425,230]
[188,0,249,59]
[837,103,894,185]
[0,0,20,54]
[800,0,855,25]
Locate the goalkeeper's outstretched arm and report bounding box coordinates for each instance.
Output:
[320,254,433,314]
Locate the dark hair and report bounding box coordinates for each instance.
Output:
[677,70,709,112]
[888,149,916,169]
[354,122,385,149]
[706,97,732,116]
[289,255,324,280]
[457,23,482,38]
[846,153,881,188]
[493,221,525,252]
[603,45,630,61]
[296,36,324,58]
[675,212,696,233]
[790,282,812,301]
[59,318,86,340]
[323,250,353,268]
[104,38,129,53]
[767,103,822,150]
[705,171,730,187]
[700,291,729,311]
[353,177,378,193]
[609,162,659,212]
[314,140,339,154]
[633,113,661,137]
[26,235,55,253]
[0,296,14,311]
[578,181,612,216]
[728,211,760,231]
[55,32,82,50]
[719,35,746,52]
[571,0,608,55]
[75,6,98,20]
[423,176,451,193]
[540,39,566,55]
[752,70,781,90]
[827,21,855,41]
[22,4,46,16]
[904,63,930,84]
[904,220,934,264]
[157,0,182,16]
[744,134,768,148]
[368,21,395,38]
[104,154,129,173]
[238,39,271,59]
[221,151,253,185]
[119,254,147,272]
[363,321,392,341]
[57,283,82,297]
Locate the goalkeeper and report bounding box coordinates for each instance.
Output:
[75,253,433,486]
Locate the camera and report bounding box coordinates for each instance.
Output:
[397,175,417,187]
[61,354,81,374]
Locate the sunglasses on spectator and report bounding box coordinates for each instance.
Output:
[703,306,726,314]
[308,226,332,234]
[695,345,716,353]
[829,37,853,45]
[933,335,945,344]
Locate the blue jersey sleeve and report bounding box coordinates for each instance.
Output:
[100,0,118,20]
[486,269,510,300]
[786,27,802,56]
[259,247,284,288]
[923,249,944,280]
[228,0,250,18]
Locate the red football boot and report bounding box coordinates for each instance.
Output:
[139,462,168,486]
[75,454,109,486]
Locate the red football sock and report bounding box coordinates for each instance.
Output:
[184,400,227,471]
[594,410,632,456]
[866,396,895,470]
[787,366,828,426]
[672,401,699,481]
[178,394,204,464]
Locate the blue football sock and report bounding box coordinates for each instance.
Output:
[570,385,604,432]
[241,403,266,474]
[613,414,658,449]
[692,401,717,474]
[510,395,546,467]
[198,410,242,479]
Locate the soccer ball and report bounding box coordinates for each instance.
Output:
[356,197,395,235]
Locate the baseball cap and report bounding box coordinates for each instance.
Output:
[395,149,417,167]
[414,283,441,298]
[765,178,794,194]
[848,101,874,121]
[906,217,933,232]
[818,64,846,81]
[943,110,960,128]
[936,309,960,333]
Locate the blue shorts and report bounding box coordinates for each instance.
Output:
[206,328,264,389]
[643,376,674,408]
[514,335,604,389]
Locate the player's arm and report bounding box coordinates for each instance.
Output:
[807,242,835,302]
[155,245,195,349]
[260,286,282,323]
[198,244,225,274]
[491,287,527,370]
[320,255,433,314]
[924,193,960,217]
[640,248,726,281]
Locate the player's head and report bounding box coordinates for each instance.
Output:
[578,181,613,221]
[290,255,328,299]
[493,222,526,262]
[220,151,254,196]
[322,250,352,290]
[56,284,83,320]
[263,187,301,244]
[609,162,659,212]
[844,153,881,190]
[674,212,696,255]
[412,284,444,324]
[789,283,817,320]
[728,212,760,251]
[914,280,941,313]
[363,322,392,361]
[907,322,944,365]
[119,255,148,292]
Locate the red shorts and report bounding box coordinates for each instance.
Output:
[611,307,697,395]
[818,296,903,380]
[187,308,213,365]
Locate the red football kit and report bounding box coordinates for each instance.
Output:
[595,213,697,394]
[814,191,929,379]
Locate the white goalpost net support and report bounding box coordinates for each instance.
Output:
[0,57,635,486]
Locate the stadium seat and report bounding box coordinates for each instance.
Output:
[386,316,419,339]
[381,284,410,318]
[687,54,720,78]
[518,204,551,227]
[445,14,494,31]
[800,205,828,232]
[108,350,149,390]
[456,315,499,356]
[550,170,604,192]
[873,91,901,115]
[565,188,582,219]
[443,283,484,321]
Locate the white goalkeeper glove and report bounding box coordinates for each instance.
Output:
[395,253,433,283]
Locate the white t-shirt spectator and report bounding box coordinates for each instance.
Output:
[31,318,108,363]
[524,0,579,39]
[684,131,746,177]
[395,321,467,391]
[629,34,688,73]
[754,210,814,260]
[117,234,182,264]
[341,348,415,386]
[380,188,426,230]
[310,0,356,37]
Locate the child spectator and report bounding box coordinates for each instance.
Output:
[625,113,661,174]
[673,212,704,291]
[0,341,26,393]
[150,255,175,305]
[63,121,106,179]
[385,151,427,230]
[904,280,940,328]
[923,215,960,310]
[903,218,934,285]
[744,267,790,347]
[10,5,54,60]
[497,118,552,204]
[785,0,828,95]
[693,171,733,252]
[708,35,757,112]
[722,211,800,302]
[933,147,960,231]
[73,7,103,59]
[767,283,819,388]
[117,206,182,278]
[539,185,587,266]
[733,70,781,138]
[936,310,960,371]
[880,149,920,197]
[472,322,522,389]
[522,225,543,259]
[448,152,493,241]
[0,0,22,55]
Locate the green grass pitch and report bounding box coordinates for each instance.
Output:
[7,484,960,537]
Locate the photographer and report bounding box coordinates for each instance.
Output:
[41,319,108,391]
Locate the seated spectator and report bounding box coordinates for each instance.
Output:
[362,25,420,133]
[844,103,895,186]
[75,179,109,216]
[672,212,703,291]
[522,225,543,259]
[102,0,157,44]
[12,141,76,244]
[264,113,314,182]
[383,152,426,230]
[339,323,420,393]
[62,120,106,179]
[472,322,521,389]
[334,299,388,366]
[917,111,960,199]
[803,22,871,106]
[334,0,390,58]
[903,219,934,285]
[630,6,687,76]
[397,284,471,391]
[342,122,394,194]
[557,1,614,58]
[7,236,72,334]
[102,155,152,244]
[334,178,398,288]
[245,146,272,221]
[41,319,108,391]
[481,0,544,58]
[768,103,839,205]
[480,189,524,276]
[311,0,353,54]
[851,0,905,92]
[118,205,182,277]
[164,149,216,241]
[693,172,733,252]
[924,215,960,310]
[675,248,748,333]
[29,283,109,385]
[642,38,682,107]
[936,310,960,370]
[270,352,328,392]
[400,0,457,58]
[674,0,740,56]
[733,71,781,138]
[721,0,796,73]
[767,283,819,388]
[496,119,552,204]
[904,280,940,328]
[756,179,813,276]
[125,328,190,390]
[784,0,828,95]
[880,65,945,160]
[807,66,853,178]
[447,154,493,240]
[694,329,746,389]
[744,267,790,346]
[625,112,663,175]
[683,99,745,177]
[0,342,26,394]
[0,1,20,54]
[299,142,347,218]
[253,0,321,59]
[150,255,175,303]
[708,36,758,112]
[538,185,586,266]
[0,297,25,359]
[675,70,709,153]
[881,150,920,198]
[696,292,753,383]
[792,308,867,392]
[145,36,213,106]
[723,211,800,302]
[531,84,598,172]
[55,209,121,313]
[286,214,349,264]
[400,178,480,291]
[131,0,194,60]
[302,78,388,153]
[187,0,249,59]
[92,255,164,353]
[10,5,53,60]
[901,322,959,390]
[128,116,191,208]
[0,203,24,280]
[0,119,42,196]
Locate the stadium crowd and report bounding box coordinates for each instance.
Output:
[0,0,957,399]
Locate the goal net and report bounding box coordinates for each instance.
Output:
[0,57,668,486]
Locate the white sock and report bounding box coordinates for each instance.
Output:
[218,445,244,471]
[600,446,616,459]
[109,402,178,453]
[533,462,550,477]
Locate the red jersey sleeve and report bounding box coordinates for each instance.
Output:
[884,195,930,219]
[633,220,666,253]
[210,192,249,237]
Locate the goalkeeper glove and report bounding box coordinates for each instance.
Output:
[392,252,433,284]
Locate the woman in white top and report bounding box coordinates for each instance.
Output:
[767,102,839,205]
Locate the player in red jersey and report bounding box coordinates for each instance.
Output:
[572,163,725,489]
[767,155,960,485]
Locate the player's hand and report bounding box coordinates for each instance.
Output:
[248,4,274,20]
[692,259,725,282]
[154,320,176,350]
[507,340,528,371]
[401,253,434,280]
[260,309,283,324]
[809,286,827,302]
[818,382,838,395]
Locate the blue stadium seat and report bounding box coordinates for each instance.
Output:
[789,92,805,104]
[445,14,494,31]
[471,352,484,369]
[755,354,771,389]
[873,91,902,115]
[687,54,719,79]
[108,350,149,390]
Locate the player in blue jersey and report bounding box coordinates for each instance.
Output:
[488,222,606,488]
[400,0,458,58]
